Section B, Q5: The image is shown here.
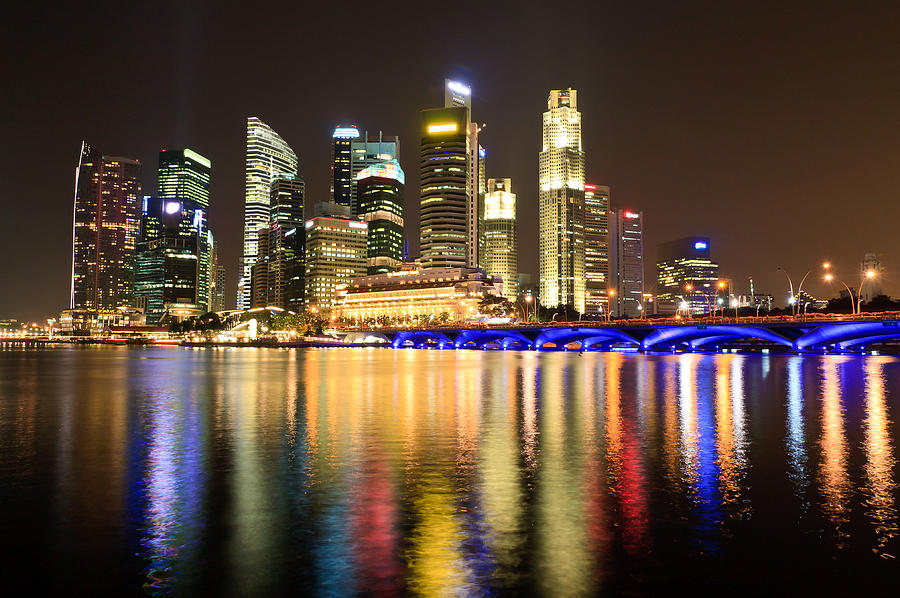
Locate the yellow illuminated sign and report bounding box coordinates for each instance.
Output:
[427,123,458,134]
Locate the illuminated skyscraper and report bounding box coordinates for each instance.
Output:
[157,148,210,207]
[331,125,359,210]
[608,209,644,318]
[304,216,368,312]
[357,159,405,274]
[157,148,212,310]
[482,178,517,300]
[656,237,719,315]
[268,174,306,309]
[240,117,298,309]
[420,79,482,269]
[539,89,585,313]
[349,131,399,216]
[134,195,207,322]
[71,142,142,310]
[584,184,610,315]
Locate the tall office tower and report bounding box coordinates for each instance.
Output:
[656,237,719,315]
[349,131,399,216]
[357,159,405,274]
[608,209,644,318]
[420,79,482,269]
[157,148,212,310]
[304,216,368,311]
[539,89,586,313]
[250,227,271,309]
[583,184,610,315]
[71,142,142,310]
[330,125,359,210]
[209,239,226,313]
[239,117,298,309]
[134,196,206,323]
[482,178,518,300]
[859,251,884,303]
[267,173,306,309]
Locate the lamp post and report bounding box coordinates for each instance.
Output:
[823,262,861,315]
[857,270,877,315]
[606,289,616,322]
[777,266,795,315]
[523,294,532,322]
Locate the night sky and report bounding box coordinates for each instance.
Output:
[3,1,899,321]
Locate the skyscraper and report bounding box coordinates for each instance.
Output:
[134,195,206,322]
[157,148,212,310]
[656,237,719,315]
[357,159,405,274]
[71,142,142,310]
[349,131,399,216]
[539,89,586,313]
[330,125,359,210]
[482,178,518,300]
[267,174,306,309]
[240,117,298,309]
[608,209,644,318]
[304,216,367,312]
[420,79,482,269]
[584,184,610,315]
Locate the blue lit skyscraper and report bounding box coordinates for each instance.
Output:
[331,125,359,211]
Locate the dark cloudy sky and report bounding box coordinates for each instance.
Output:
[2,1,899,320]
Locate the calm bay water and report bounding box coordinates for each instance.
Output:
[1,346,898,596]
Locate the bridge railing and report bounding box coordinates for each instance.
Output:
[337,311,900,332]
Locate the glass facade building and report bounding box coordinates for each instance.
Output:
[482,178,518,300]
[539,89,585,313]
[349,131,399,216]
[656,237,720,315]
[240,117,298,309]
[330,125,359,211]
[584,184,610,315]
[157,148,212,311]
[608,209,644,318]
[357,159,405,275]
[134,196,205,323]
[304,216,368,312]
[71,142,142,310]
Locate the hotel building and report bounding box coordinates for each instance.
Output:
[334,267,501,324]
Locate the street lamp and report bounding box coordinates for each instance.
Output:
[606,289,616,322]
[857,270,877,314]
[823,263,859,315]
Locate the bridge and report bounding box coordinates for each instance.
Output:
[341,315,900,353]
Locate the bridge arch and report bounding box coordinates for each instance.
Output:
[641,325,793,351]
[454,329,534,349]
[533,328,640,350]
[391,330,453,349]
[795,322,900,351]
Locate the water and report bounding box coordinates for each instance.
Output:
[1,346,898,596]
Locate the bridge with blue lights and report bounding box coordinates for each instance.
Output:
[345,317,900,353]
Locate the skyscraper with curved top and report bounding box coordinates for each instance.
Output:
[239,117,298,309]
[539,89,585,313]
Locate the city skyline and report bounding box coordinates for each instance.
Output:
[3,2,899,320]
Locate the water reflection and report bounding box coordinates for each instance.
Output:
[818,358,852,544]
[862,358,898,557]
[0,347,898,596]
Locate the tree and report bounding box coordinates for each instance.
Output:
[479,294,514,318]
